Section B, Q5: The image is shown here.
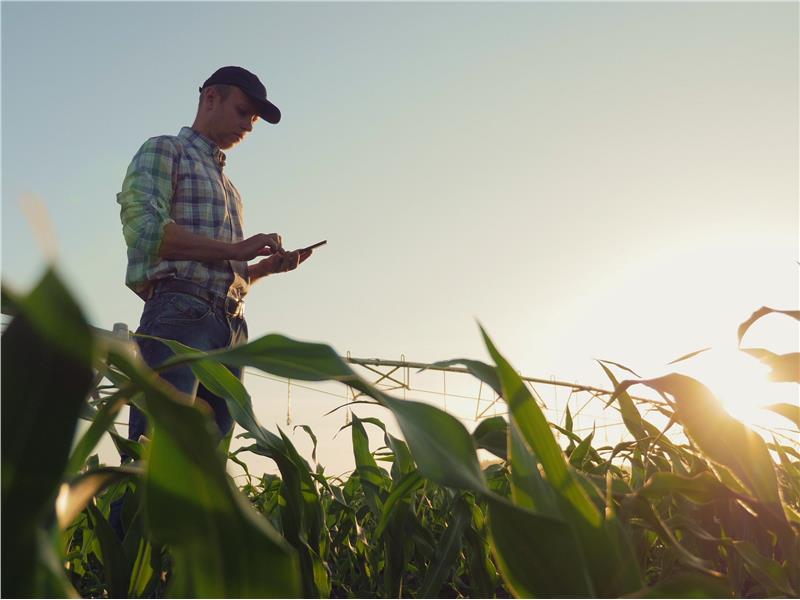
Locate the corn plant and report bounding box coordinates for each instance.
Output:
[2,268,797,598]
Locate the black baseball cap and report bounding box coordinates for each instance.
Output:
[200,66,281,124]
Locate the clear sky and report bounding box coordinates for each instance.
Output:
[2,1,798,475]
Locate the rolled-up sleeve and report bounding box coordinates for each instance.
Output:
[117,137,178,256]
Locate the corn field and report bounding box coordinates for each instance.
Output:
[2,269,799,598]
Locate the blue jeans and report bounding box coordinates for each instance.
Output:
[127,289,249,448]
[113,288,247,541]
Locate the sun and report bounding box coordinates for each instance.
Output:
[677,347,797,439]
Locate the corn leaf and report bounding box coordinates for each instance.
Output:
[375,470,423,538]
[56,466,142,530]
[1,270,92,599]
[737,306,800,346]
[380,395,488,494]
[624,572,730,598]
[617,374,785,516]
[472,416,508,460]
[731,540,797,596]
[486,495,594,597]
[569,426,596,468]
[509,421,559,517]
[638,471,741,505]
[740,348,800,383]
[764,403,800,429]
[67,391,129,474]
[667,347,712,365]
[599,361,647,441]
[482,326,643,596]
[87,503,129,599]
[418,494,471,598]
[430,358,503,397]
[109,351,302,598]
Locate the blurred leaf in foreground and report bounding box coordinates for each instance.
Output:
[1,270,93,598]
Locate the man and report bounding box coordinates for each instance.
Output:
[117,65,312,446]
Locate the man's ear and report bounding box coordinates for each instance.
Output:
[201,88,217,111]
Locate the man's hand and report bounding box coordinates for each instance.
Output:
[231,233,283,261]
[248,247,313,284]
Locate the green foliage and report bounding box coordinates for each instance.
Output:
[2,268,798,598]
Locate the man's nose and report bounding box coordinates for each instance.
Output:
[243,120,253,132]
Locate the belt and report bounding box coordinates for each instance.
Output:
[151,279,245,319]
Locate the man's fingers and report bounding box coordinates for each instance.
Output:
[263,233,283,254]
[280,251,301,272]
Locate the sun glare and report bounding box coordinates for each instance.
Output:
[678,348,797,439]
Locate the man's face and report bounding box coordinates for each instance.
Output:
[208,86,261,150]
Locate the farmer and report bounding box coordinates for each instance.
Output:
[117,65,312,446]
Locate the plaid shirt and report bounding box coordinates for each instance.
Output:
[118,127,249,301]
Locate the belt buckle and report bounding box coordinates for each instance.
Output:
[225,297,243,318]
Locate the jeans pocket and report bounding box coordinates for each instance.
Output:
[160,292,213,324]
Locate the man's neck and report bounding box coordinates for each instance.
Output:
[190,121,219,147]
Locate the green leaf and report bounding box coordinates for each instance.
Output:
[375,470,424,538]
[624,572,731,598]
[472,416,508,460]
[597,358,642,378]
[1,270,93,598]
[88,503,130,598]
[569,426,596,468]
[56,466,142,530]
[380,395,487,494]
[126,534,155,598]
[109,431,144,462]
[293,425,318,463]
[482,326,643,596]
[35,529,80,599]
[145,337,328,597]
[429,358,503,397]
[108,351,302,598]
[731,540,796,596]
[599,361,647,441]
[350,413,386,518]
[418,495,471,598]
[385,432,415,476]
[482,327,599,524]
[508,421,559,517]
[486,496,594,597]
[624,496,720,575]
[67,391,129,474]
[564,404,574,433]
[156,333,360,384]
[617,374,785,517]
[463,499,496,599]
[771,439,800,500]
[152,333,488,495]
[638,471,740,505]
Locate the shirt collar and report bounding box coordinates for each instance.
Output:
[179,126,227,168]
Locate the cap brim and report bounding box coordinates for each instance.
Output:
[257,99,281,124]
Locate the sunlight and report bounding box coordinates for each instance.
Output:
[678,347,797,438]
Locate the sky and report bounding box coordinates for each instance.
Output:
[2,1,798,475]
